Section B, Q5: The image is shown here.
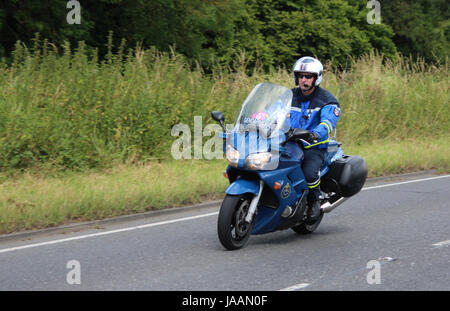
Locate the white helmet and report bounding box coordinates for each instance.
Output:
[293,56,324,87]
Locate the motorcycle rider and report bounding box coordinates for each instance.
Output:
[291,56,341,224]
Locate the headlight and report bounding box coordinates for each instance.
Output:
[226,144,240,167]
[244,152,272,170]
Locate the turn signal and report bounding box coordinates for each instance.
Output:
[223,172,229,179]
[273,182,281,190]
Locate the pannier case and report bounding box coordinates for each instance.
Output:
[322,155,368,197]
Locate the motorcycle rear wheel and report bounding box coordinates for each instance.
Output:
[217,194,255,250]
[291,212,324,234]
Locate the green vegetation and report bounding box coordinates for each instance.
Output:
[379,0,449,62]
[0,41,448,170]
[0,160,228,233]
[1,1,448,67]
[0,39,255,169]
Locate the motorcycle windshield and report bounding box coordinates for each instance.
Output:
[233,83,292,138]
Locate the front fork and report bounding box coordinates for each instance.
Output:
[244,180,264,223]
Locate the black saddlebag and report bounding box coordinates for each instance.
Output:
[321,155,368,197]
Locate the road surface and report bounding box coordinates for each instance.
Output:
[0,172,449,291]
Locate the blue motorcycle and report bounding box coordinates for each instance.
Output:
[212,83,368,250]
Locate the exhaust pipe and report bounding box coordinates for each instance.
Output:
[321,197,348,213]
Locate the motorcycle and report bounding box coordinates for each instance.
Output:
[212,82,368,250]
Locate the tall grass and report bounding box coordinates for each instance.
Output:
[0,39,257,169]
[0,160,229,233]
[322,53,449,145]
[0,39,448,171]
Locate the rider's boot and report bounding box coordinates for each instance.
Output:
[306,200,321,224]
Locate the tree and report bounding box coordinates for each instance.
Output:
[246,0,397,67]
[1,0,444,67]
[378,0,449,62]
[0,0,92,59]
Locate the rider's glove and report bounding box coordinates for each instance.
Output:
[304,131,319,144]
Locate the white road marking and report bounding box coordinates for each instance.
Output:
[0,212,218,254]
[278,283,310,291]
[432,240,450,248]
[362,175,450,191]
[0,174,449,255]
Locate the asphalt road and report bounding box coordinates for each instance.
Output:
[0,172,449,291]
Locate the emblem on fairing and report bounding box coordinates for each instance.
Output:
[281,183,291,198]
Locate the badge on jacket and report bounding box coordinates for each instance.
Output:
[334,108,340,117]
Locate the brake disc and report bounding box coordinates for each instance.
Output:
[234,200,250,237]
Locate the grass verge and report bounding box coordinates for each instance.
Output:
[0,136,448,234]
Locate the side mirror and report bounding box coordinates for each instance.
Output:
[211,111,226,132]
[211,111,225,123]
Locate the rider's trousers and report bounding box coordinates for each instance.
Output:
[302,148,326,202]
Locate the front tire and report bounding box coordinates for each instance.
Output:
[217,194,255,250]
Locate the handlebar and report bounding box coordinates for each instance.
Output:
[282,128,314,145]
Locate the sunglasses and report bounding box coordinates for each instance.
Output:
[296,73,314,80]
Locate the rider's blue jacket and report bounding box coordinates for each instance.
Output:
[290,87,341,149]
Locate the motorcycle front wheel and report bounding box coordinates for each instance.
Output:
[217,194,255,250]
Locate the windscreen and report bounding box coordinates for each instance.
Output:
[233,83,292,138]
